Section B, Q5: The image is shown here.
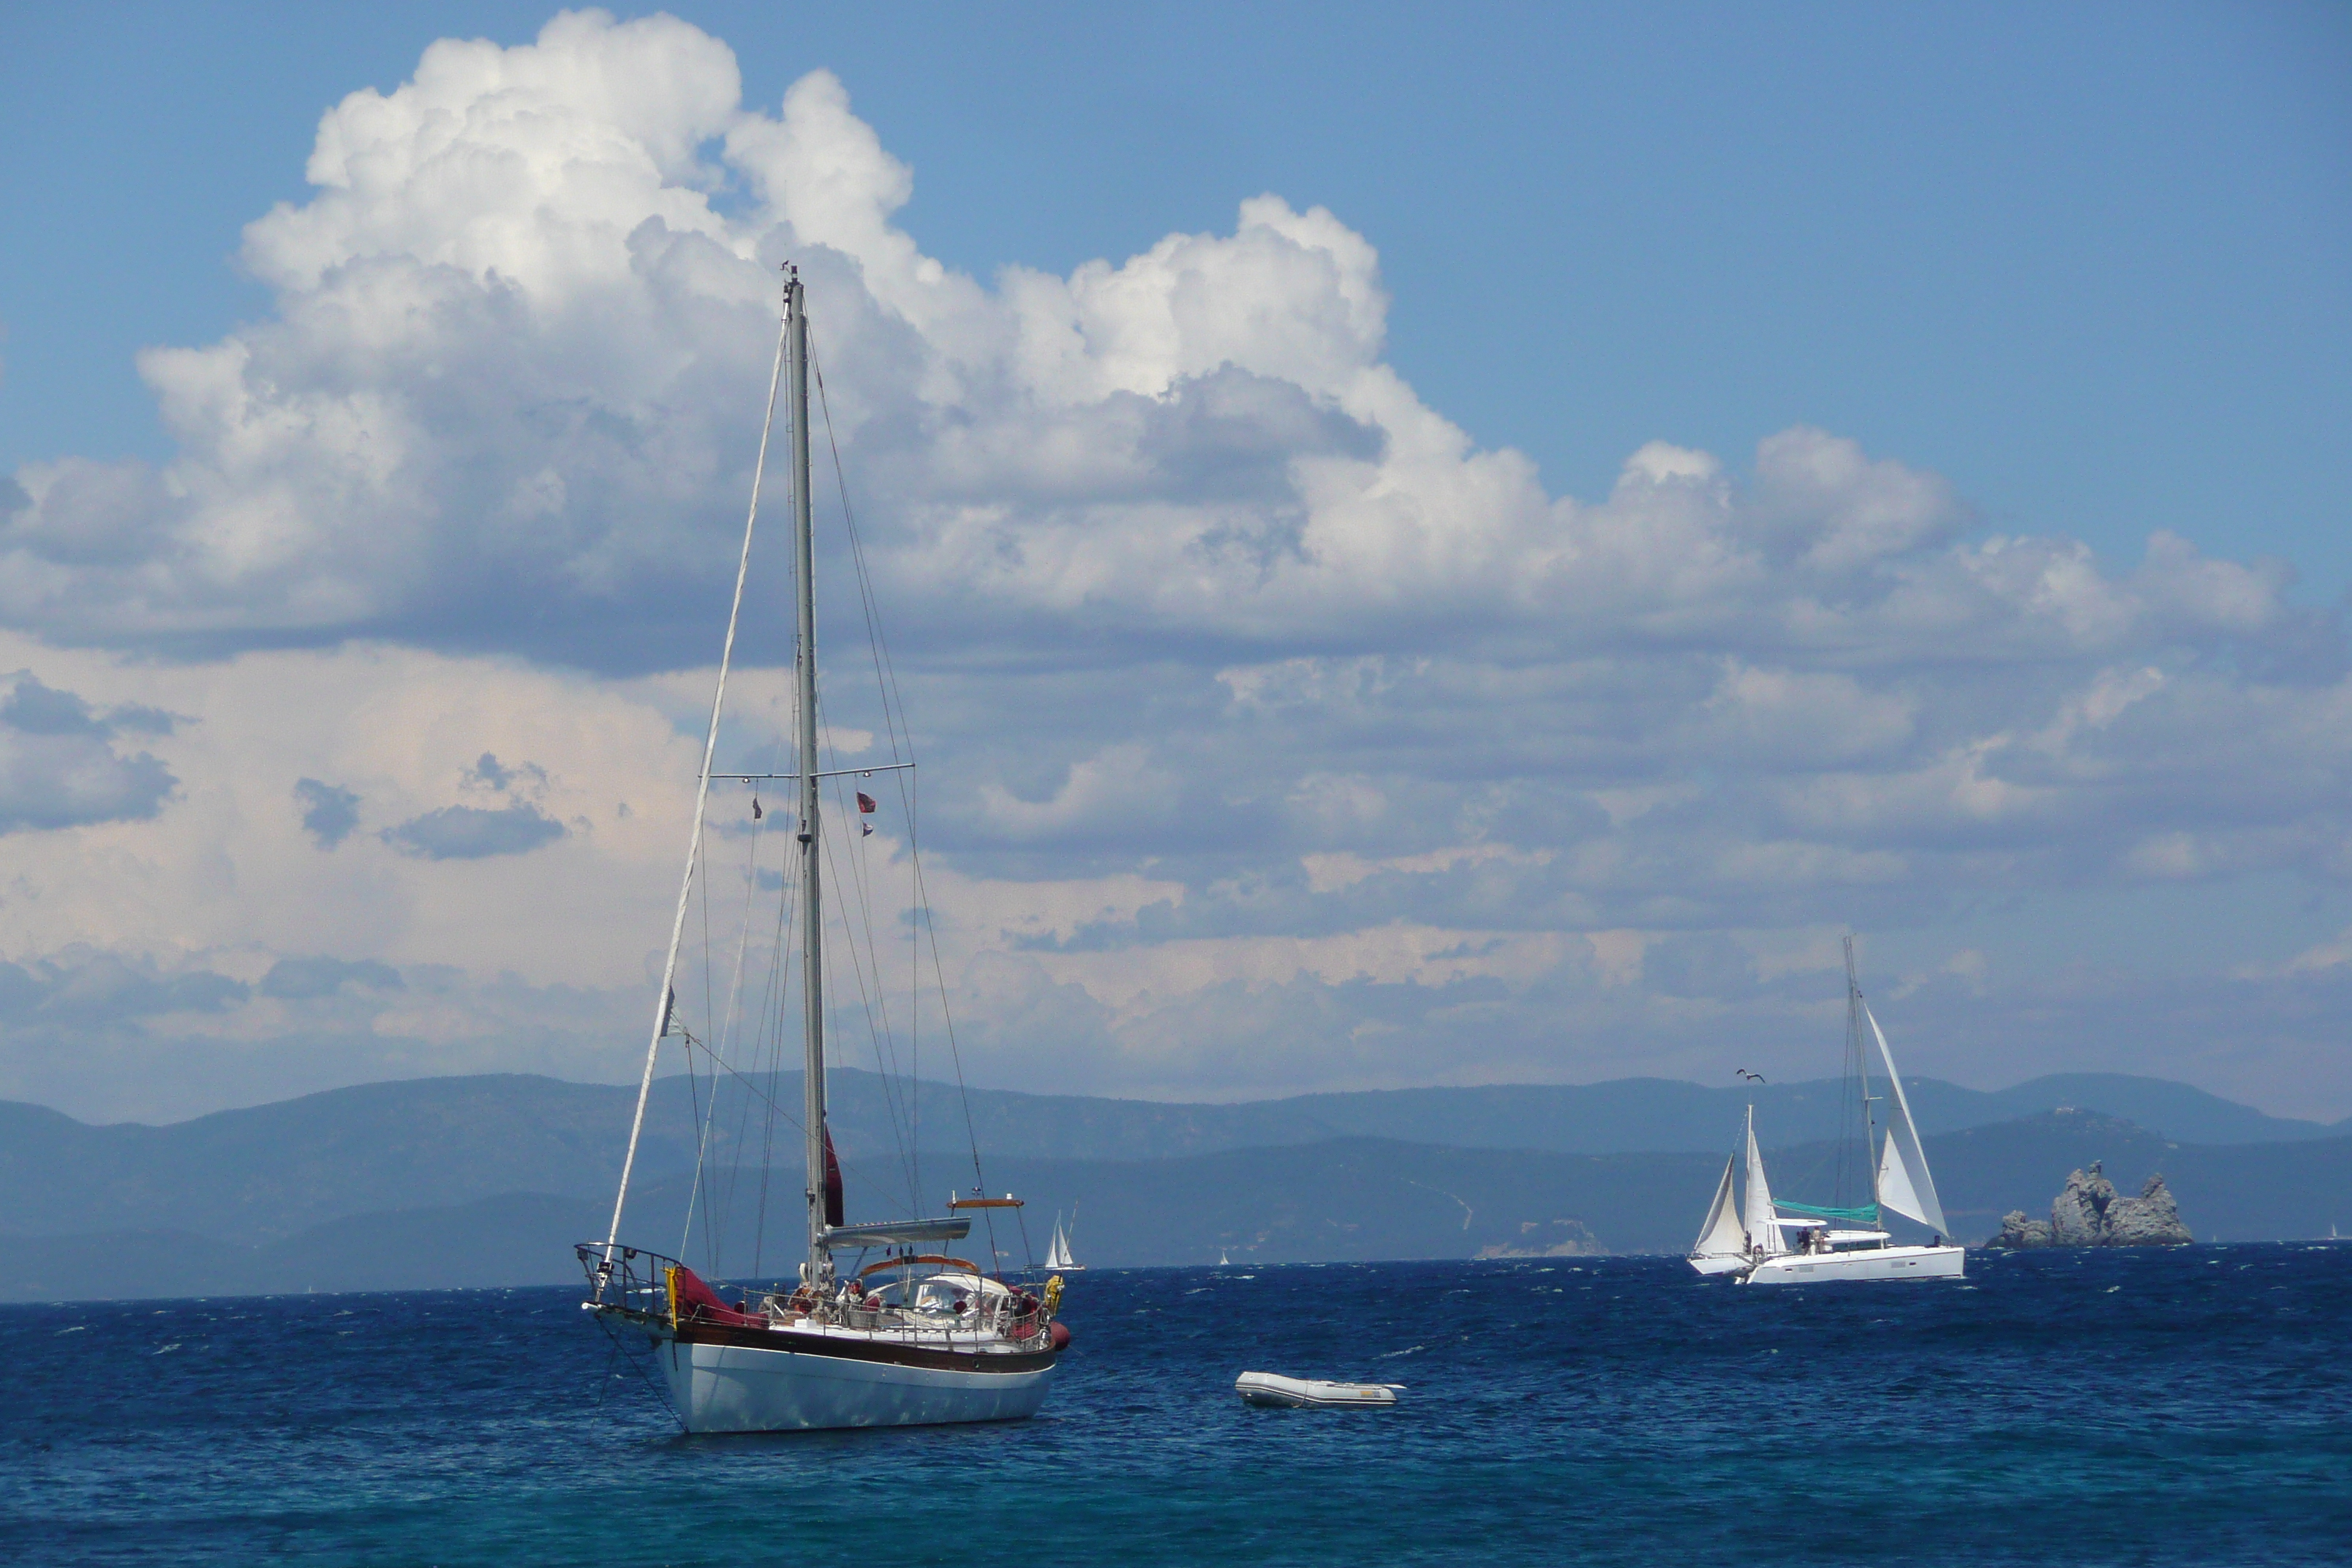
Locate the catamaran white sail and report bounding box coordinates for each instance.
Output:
[1045,1210,1083,1273]
[1688,938,1963,1286]
[579,270,1068,1431]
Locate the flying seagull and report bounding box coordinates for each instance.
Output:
[1735,1068,1766,1083]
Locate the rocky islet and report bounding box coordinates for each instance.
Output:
[1990,1161,2193,1248]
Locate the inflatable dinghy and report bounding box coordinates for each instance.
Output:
[1235,1371,1401,1409]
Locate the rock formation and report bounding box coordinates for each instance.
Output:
[2050,1162,2119,1244]
[2104,1171,2192,1245]
[1991,1211,2053,1248]
[1988,1161,2192,1248]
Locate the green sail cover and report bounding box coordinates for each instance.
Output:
[1775,1199,1881,1224]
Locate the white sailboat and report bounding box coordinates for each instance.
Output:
[580,268,1068,1431]
[1687,1106,1779,1275]
[1688,938,1964,1285]
[1045,1210,1084,1273]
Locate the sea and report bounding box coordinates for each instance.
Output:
[5,1245,2347,1566]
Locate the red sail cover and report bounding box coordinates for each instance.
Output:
[667,1264,759,1327]
[823,1128,845,1227]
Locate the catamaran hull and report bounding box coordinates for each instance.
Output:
[657,1335,1056,1433]
[1687,1253,1749,1275]
[1741,1243,1964,1286]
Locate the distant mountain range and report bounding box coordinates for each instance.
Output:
[4,1071,2345,1302]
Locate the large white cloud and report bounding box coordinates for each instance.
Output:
[1,10,2345,1122]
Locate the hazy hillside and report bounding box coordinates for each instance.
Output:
[1,1067,2332,1254]
[646,1112,2352,1273]
[0,1077,655,1246]
[8,1110,2349,1302]
[769,1067,2342,1158]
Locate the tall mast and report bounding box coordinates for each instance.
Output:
[788,271,830,1280]
[1847,935,1877,1213]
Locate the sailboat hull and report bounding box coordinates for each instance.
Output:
[657,1333,1057,1433]
[1741,1243,1964,1286]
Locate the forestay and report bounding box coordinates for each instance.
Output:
[1864,1004,1947,1235]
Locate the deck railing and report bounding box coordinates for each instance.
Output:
[577,1241,1056,1341]
[576,1241,679,1319]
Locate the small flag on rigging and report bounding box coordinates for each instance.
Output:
[856,790,877,836]
[751,796,762,821]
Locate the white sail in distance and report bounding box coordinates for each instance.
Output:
[1692,1153,1748,1262]
[1045,1212,1077,1272]
[1864,1003,1948,1235]
[1743,1108,1784,1256]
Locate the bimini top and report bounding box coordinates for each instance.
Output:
[824,1217,971,1248]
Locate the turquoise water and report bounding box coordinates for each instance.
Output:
[6,1245,2348,1565]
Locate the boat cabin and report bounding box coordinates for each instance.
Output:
[1771,1217,1893,1254]
[859,1270,1014,1318]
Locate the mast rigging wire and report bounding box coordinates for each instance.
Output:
[601,282,789,1261]
[636,306,1044,1286]
[811,344,1009,1265]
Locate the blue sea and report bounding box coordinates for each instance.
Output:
[6,1245,2348,1566]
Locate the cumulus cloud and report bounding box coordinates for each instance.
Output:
[0,949,246,1027]
[1,9,2313,675]
[258,956,406,999]
[0,12,2345,1120]
[0,673,178,834]
[294,777,361,847]
[378,748,570,858]
[467,752,545,794]
[384,801,566,860]
[978,744,1182,843]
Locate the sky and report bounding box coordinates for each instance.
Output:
[1,4,2348,1125]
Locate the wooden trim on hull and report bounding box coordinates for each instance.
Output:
[668,1320,1059,1376]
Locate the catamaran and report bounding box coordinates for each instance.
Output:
[1688,938,1963,1285]
[578,268,1069,1431]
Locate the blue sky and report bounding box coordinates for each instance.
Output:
[0,5,2347,1123]
[8,4,2348,594]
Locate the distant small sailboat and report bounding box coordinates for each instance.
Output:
[1218,1247,1230,1266]
[1235,1372,1401,1409]
[1688,938,1964,1286]
[1045,1209,1084,1273]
